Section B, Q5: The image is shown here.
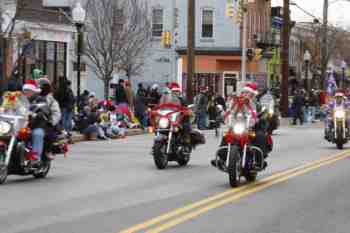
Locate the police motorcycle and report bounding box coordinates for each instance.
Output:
[0,92,66,184]
[150,103,205,169]
[212,96,272,187]
[325,99,349,150]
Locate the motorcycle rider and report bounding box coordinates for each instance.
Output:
[37,77,62,158]
[211,83,270,168]
[324,91,350,140]
[23,78,61,165]
[22,80,47,165]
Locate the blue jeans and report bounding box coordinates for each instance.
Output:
[62,108,73,132]
[141,113,149,128]
[309,106,316,122]
[32,128,45,161]
[197,111,207,130]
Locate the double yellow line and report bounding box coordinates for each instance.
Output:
[120,150,350,233]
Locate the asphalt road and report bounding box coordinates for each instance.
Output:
[1,123,350,233]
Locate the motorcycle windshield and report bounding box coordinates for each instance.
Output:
[158,109,180,123]
[228,112,249,130]
[260,93,274,112]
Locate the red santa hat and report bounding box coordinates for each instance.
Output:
[23,80,41,93]
[243,83,258,95]
[169,82,181,92]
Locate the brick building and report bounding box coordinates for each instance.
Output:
[245,0,272,88]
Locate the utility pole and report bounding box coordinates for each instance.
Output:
[187,0,195,103]
[321,0,328,87]
[240,0,248,94]
[281,0,290,117]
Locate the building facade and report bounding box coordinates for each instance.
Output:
[245,0,272,90]
[176,0,241,96]
[0,0,76,91]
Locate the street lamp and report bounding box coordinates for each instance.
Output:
[341,60,347,88]
[72,1,86,109]
[303,50,311,91]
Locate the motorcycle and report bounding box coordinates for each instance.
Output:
[326,106,349,149]
[0,94,67,184]
[213,98,271,187]
[151,103,205,169]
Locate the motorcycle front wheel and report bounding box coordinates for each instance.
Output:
[228,145,241,188]
[336,142,344,150]
[153,142,168,169]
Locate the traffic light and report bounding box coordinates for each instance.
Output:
[236,0,243,23]
[161,31,172,48]
[254,48,263,61]
[226,3,235,18]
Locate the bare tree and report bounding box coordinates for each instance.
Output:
[117,0,152,81]
[85,0,151,99]
[295,23,345,84]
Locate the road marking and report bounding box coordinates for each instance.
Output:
[119,150,350,233]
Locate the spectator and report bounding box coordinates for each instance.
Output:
[195,87,209,130]
[88,92,99,110]
[76,106,99,140]
[79,90,90,111]
[57,80,75,136]
[124,80,134,111]
[292,90,305,125]
[149,84,161,106]
[115,79,128,106]
[214,93,226,111]
[137,83,147,98]
[135,91,149,130]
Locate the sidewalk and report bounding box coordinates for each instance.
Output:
[280,117,323,127]
[71,128,146,143]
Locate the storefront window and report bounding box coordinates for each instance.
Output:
[23,40,67,87]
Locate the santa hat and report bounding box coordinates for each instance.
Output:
[243,83,258,95]
[23,80,41,93]
[169,82,181,92]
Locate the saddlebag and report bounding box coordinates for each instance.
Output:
[190,130,206,147]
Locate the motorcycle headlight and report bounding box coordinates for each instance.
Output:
[233,123,245,135]
[334,110,345,118]
[0,121,11,135]
[268,109,274,115]
[158,117,170,129]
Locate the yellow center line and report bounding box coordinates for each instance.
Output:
[146,152,350,233]
[119,150,350,233]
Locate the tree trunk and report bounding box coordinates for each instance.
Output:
[104,79,110,100]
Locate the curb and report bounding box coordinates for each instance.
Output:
[71,129,146,143]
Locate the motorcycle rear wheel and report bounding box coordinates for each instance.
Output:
[228,146,241,188]
[153,143,168,169]
[177,154,190,167]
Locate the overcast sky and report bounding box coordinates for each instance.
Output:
[272,0,350,27]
